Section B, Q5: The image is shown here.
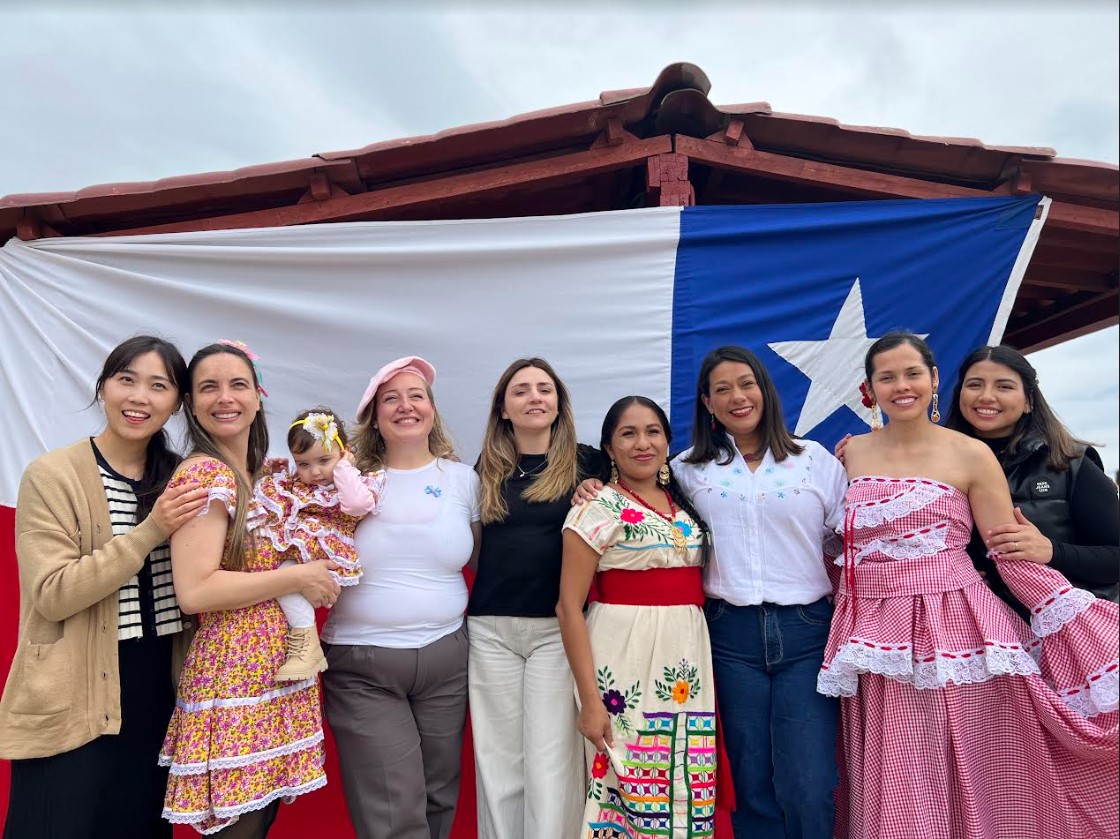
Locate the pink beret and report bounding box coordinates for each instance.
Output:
[355,356,436,421]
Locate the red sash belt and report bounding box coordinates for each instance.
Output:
[595,567,705,607]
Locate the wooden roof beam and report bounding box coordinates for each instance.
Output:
[97,136,673,237]
[15,212,61,241]
[1006,290,1120,352]
[1029,244,1118,273]
[1022,266,1116,293]
[675,134,1001,201]
[675,135,1117,236]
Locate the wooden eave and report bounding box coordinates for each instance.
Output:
[2,62,1115,352]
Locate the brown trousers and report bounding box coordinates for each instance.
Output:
[322,625,468,839]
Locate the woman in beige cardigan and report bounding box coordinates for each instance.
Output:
[0,336,208,839]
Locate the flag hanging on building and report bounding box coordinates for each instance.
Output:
[0,193,1047,838]
[0,194,1045,508]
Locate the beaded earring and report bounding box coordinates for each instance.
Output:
[657,463,670,486]
[609,461,619,483]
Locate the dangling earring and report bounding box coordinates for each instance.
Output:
[609,461,619,483]
[710,412,717,432]
[930,392,941,423]
[860,381,882,431]
[658,463,671,486]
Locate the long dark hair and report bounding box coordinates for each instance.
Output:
[478,357,580,523]
[94,335,187,520]
[182,343,269,571]
[683,345,803,466]
[600,395,711,564]
[945,345,1090,471]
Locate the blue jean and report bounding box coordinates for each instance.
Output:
[706,597,839,839]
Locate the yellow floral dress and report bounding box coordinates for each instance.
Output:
[159,458,326,834]
[564,487,716,839]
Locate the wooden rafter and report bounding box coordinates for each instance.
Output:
[1022,267,1116,292]
[1005,290,1120,352]
[675,135,1117,236]
[99,137,673,237]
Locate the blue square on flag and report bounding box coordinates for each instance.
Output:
[669,195,1042,451]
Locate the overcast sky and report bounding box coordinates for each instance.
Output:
[3,2,1117,473]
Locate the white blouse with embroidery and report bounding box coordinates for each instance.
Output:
[673,437,847,606]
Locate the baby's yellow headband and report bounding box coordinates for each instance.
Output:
[291,412,343,453]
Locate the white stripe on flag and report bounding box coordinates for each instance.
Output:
[0,207,684,505]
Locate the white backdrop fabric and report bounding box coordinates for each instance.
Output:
[0,208,682,506]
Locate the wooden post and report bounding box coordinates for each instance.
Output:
[646,152,695,207]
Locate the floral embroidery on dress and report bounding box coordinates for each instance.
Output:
[597,665,642,735]
[595,491,680,546]
[655,658,701,705]
[587,752,610,799]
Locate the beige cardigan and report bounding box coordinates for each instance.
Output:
[0,440,187,760]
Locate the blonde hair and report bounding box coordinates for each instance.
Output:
[352,380,457,472]
[478,358,579,524]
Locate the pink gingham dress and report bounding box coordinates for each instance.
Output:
[819,476,1118,839]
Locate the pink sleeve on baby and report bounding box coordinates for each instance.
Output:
[333,459,381,517]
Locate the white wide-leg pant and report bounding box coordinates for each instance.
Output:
[468,615,585,839]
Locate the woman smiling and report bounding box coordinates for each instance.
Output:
[558,395,715,838]
[1,336,206,838]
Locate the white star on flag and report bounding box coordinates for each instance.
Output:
[769,278,927,436]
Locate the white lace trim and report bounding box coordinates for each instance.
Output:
[160,731,324,775]
[174,678,317,712]
[162,773,328,833]
[837,521,951,566]
[1030,586,1096,637]
[1058,659,1120,718]
[254,524,359,568]
[849,478,952,528]
[197,486,236,520]
[817,637,1042,697]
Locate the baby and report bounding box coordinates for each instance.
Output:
[254,407,385,682]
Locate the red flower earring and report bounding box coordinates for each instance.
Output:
[859,382,883,431]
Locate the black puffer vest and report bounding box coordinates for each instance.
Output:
[998,435,1117,603]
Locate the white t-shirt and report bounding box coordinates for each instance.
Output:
[322,458,481,648]
[673,438,847,606]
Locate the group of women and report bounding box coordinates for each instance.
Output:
[0,331,1116,839]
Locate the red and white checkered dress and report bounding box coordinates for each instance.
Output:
[819,476,1118,839]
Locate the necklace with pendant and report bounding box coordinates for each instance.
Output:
[615,478,689,554]
[515,457,547,480]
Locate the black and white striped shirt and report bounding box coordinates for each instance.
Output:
[92,441,183,640]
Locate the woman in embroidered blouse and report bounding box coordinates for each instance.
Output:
[159,342,340,837]
[320,355,481,839]
[674,345,847,839]
[0,336,208,839]
[822,331,1117,838]
[469,357,605,839]
[558,395,716,839]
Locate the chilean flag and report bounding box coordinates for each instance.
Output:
[0,194,1046,837]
